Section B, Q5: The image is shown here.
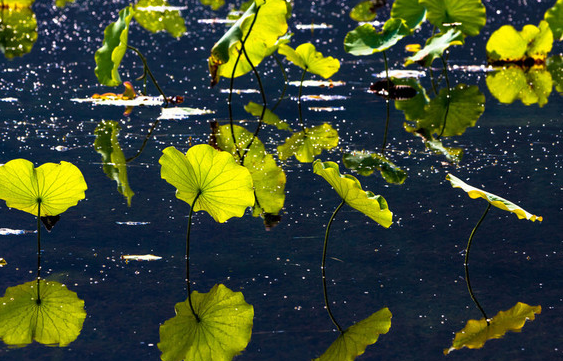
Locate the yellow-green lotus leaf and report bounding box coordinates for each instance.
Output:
[486,25,528,62]
[313,160,393,228]
[159,144,255,223]
[200,0,225,10]
[277,123,339,163]
[544,0,563,41]
[419,0,486,37]
[349,1,377,22]
[278,43,340,79]
[158,284,253,361]
[0,280,86,347]
[0,159,87,217]
[524,21,553,60]
[486,67,553,107]
[446,174,542,222]
[134,0,187,38]
[405,28,464,67]
[314,307,392,361]
[444,302,541,355]
[244,101,292,131]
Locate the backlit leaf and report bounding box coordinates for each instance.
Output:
[444,302,541,355]
[277,123,339,163]
[313,160,393,228]
[159,144,255,223]
[419,0,486,37]
[390,0,426,29]
[134,0,186,38]
[278,43,340,79]
[486,21,554,62]
[0,159,87,217]
[446,174,543,222]
[344,19,411,56]
[0,280,86,347]
[158,284,253,361]
[0,7,37,59]
[544,0,563,41]
[404,28,464,67]
[343,151,407,185]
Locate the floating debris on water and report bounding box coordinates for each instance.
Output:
[116,221,151,226]
[374,70,426,79]
[0,258,6,267]
[300,94,348,101]
[0,98,17,102]
[0,228,33,236]
[295,23,333,30]
[53,145,69,152]
[219,88,260,94]
[309,106,345,112]
[198,18,236,24]
[121,254,162,262]
[289,80,345,87]
[135,5,187,11]
[157,107,215,120]
[71,96,164,106]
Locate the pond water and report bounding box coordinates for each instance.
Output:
[0,0,562,360]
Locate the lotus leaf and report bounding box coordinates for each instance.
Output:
[0,280,86,347]
[208,0,288,86]
[344,19,411,56]
[444,302,541,354]
[342,151,407,185]
[486,67,552,107]
[159,144,255,223]
[446,174,542,222]
[314,307,392,361]
[94,6,135,87]
[0,159,87,217]
[419,0,486,37]
[547,55,563,93]
[544,0,563,41]
[158,284,253,361]
[0,7,37,59]
[134,0,186,38]
[200,0,225,11]
[404,28,464,67]
[2,0,34,6]
[214,124,286,216]
[390,0,426,29]
[94,120,134,206]
[486,21,553,62]
[244,101,292,131]
[313,160,393,228]
[278,43,340,79]
[277,123,339,163]
[349,1,377,22]
[55,0,74,7]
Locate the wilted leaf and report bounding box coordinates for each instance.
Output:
[344,18,411,56]
[277,123,339,163]
[278,43,340,79]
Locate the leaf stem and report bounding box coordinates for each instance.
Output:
[127,45,169,106]
[437,55,451,139]
[272,54,288,112]
[126,119,161,163]
[36,201,42,304]
[465,203,491,325]
[322,199,346,334]
[186,191,202,322]
[381,51,391,155]
[298,68,308,132]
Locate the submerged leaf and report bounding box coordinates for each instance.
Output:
[0,280,86,347]
[419,0,486,37]
[0,7,38,59]
[277,123,339,163]
[343,151,407,184]
[314,308,392,361]
[159,144,255,223]
[158,284,253,361]
[134,0,186,38]
[446,174,542,222]
[445,302,541,354]
[404,28,464,67]
[344,18,411,56]
[313,160,393,228]
[0,159,87,217]
[278,43,340,79]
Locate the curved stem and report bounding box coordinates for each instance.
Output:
[127,45,169,106]
[126,119,161,163]
[322,200,346,334]
[271,54,288,112]
[36,201,42,304]
[186,192,202,322]
[297,68,308,132]
[381,51,391,155]
[465,203,491,325]
[437,55,451,139]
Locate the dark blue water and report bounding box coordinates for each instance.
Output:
[1,0,562,360]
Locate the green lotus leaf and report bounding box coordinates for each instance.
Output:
[0,159,87,217]
[208,0,288,86]
[159,144,255,223]
[313,160,393,227]
[94,6,135,87]
[158,284,254,361]
[314,307,392,361]
[94,120,134,206]
[403,125,463,163]
[214,124,286,217]
[244,101,292,131]
[446,174,543,222]
[524,21,553,60]
[486,67,553,107]
[55,0,74,7]
[0,7,38,59]
[349,1,377,22]
[277,123,339,163]
[344,19,411,56]
[393,78,429,121]
[444,302,541,355]
[200,0,225,10]
[486,21,553,62]
[278,43,340,79]
[133,0,186,38]
[547,55,563,93]
[0,280,86,347]
[415,84,484,137]
[544,0,563,41]
[419,0,486,37]
[404,28,464,67]
[342,151,407,185]
[390,0,426,29]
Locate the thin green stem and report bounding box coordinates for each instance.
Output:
[465,203,491,325]
[186,191,202,322]
[271,54,288,112]
[127,45,169,106]
[437,55,451,139]
[297,68,308,132]
[322,199,346,334]
[126,119,161,163]
[36,201,41,304]
[381,51,391,155]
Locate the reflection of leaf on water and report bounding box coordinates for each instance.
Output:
[213,124,286,218]
[393,78,429,121]
[94,120,135,206]
[343,151,407,185]
[547,56,563,93]
[134,0,186,38]
[158,284,253,361]
[486,21,553,63]
[244,101,292,131]
[200,0,225,11]
[314,307,392,361]
[277,123,338,163]
[0,6,38,59]
[404,28,464,67]
[0,280,86,347]
[486,66,553,107]
[444,302,541,355]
